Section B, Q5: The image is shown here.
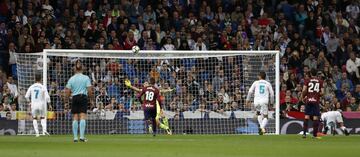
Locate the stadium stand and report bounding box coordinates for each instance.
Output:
[0,0,359,121]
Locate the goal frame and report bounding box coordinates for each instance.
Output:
[42,49,280,135]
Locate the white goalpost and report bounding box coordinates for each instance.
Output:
[15,49,280,135]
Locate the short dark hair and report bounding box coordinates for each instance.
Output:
[35,74,41,82]
[75,60,82,71]
[149,77,156,85]
[310,68,317,77]
[259,71,266,79]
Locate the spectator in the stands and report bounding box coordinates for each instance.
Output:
[346,52,360,83]
[336,72,354,93]
[7,42,17,79]
[341,91,353,111]
[348,97,358,111]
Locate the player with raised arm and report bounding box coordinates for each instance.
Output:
[246,71,274,135]
[125,79,173,135]
[300,69,324,139]
[321,109,349,136]
[136,78,162,136]
[25,74,51,137]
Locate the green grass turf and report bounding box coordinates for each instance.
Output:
[0,135,359,157]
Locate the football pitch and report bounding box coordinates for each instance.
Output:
[0,135,359,157]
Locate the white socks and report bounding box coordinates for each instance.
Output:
[33,119,47,135]
[41,119,47,133]
[33,120,39,135]
[258,115,268,129]
[261,118,268,129]
[257,115,263,128]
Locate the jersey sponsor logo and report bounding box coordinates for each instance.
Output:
[307,97,317,102]
[145,103,154,108]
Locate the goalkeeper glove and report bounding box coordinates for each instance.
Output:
[125,79,132,87]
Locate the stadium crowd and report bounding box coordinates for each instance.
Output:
[0,0,359,120]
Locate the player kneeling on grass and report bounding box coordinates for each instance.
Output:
[246,71,274,135]
[321,109,349,136]
[25,74,51,137]
[125,79,172,135]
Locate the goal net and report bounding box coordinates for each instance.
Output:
[15,49,280,135]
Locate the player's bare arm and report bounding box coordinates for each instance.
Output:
[246,83,255,107]
[320,87,324,96]
[87,86,94,104]
[65,88,72,103]
[300,85,308,102]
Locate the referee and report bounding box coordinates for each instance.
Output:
[65,60,93,142]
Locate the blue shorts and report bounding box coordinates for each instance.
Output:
[144,108,157,120]
[305,102,320,117]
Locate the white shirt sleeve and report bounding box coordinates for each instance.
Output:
[246,82,256,101]
[44,86,51,103]
[268,82,275,104]
[25,86,31,101]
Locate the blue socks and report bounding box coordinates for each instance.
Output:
[79,120,86,139]
[72,120,78,140]
[73,120,86,140]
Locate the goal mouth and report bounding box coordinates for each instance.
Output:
[14,49,280,135]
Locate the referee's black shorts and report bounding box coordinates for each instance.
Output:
[71,94,88,114]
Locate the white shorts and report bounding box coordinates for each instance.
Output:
[31,105,46,118]
[254,103,268,115]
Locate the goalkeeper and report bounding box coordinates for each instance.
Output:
[125,79,172,135]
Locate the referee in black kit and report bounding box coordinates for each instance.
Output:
[65,60,93,142]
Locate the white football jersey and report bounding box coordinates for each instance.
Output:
[247,80,274,105]
[321,111,343,123]
[25,83,50,107]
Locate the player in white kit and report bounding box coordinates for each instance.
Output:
[321,110,349,136]
[246,72,274,135]
[25,74,51,137]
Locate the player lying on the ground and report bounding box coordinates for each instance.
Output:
[25,74,51,137]
[246,71,274,135]
[321,109,349,136]
[125,79,172,135]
